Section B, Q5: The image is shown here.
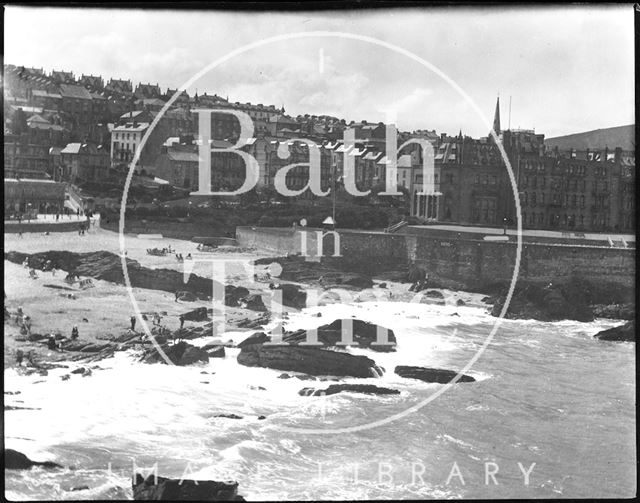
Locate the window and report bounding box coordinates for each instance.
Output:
[531,192,536,206]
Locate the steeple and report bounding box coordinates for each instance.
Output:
[492,96,501,135]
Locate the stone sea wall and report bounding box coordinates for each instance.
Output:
[236,226,635,293]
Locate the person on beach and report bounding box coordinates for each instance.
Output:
[179,315,185,329]
[186,253,192,260]
[130,315,137,331]
[71,325,79,340]
[23,316,32,336]
[16,349,24,366]
[48,334,57,351]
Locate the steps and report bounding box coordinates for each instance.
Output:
[385,220,408,233]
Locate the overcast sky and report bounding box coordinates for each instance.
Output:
[4,5,635,138]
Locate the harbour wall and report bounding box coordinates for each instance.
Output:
[236,226,635,293]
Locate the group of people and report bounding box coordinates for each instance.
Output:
[13,306,32,336]
[175,253,192,262]
[409,274,430,293]
[47,325,79,351]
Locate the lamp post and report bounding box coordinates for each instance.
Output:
[503,216,508,235]
[188,201,192,218]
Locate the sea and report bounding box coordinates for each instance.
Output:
[4,297,636,500]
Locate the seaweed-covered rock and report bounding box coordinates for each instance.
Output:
[395,365,475,384]
[132,473,244,501]
[238,344,383,378]
[491,282,594,322]
[299,384,400,396]
[594,321,635,342]
[282,319,396,352]
[141,341,209,366]
[5,449,62,470]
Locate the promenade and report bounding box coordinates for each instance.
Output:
[4,214,100,233]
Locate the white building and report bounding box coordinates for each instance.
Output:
[110,122,150,167]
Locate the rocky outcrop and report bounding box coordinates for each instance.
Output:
[594,321,635,342]
[5,449,62,470]
[282,319,396,352]
[491,282,594,322]
[202,343,226,358]
[3,251,254,310]
[395,365,475,384]
[141,341,209,366]
[270,283,307,310]
[591,304,635,320]
[239,293,267,311]
[132,473,244,501]
[237,332,270,348]
[299,384,400,396]
[182,307,209,321]
[255,256,374,289]
[238,344,383,378]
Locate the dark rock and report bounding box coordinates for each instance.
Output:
[239,294,267,312]
[282,319,397,352]
[271,283,307,309]
[395,365,475,384]
[299,384,400,396]
[425,290,444,299]
[204,345,225,358]
[257,415,267,420]
[61,374,70,381]
[237,313,270,330]
[248,385,266,391]
[491,282,594,322]
[238,344,383,378]
[278,373,292,379]
[213,414,243,420]
[132,473,244,501]
[407,264,426,284]
[141,341,209,366]
[237,332,270,348]
[224,285,250,307]
[4,251,256,310]
[378,283,387,289]
[456,299,466,306]
[5,449,62,470]
[591,303,635,320]
[182,307,209,322]
[175,291,197,302]
[594,321,635,342]
[296,374,317,381]
[71,367,86,374]
[70,486,90,492]
[481,296,494,304]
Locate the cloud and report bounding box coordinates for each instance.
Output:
[4,5,634,137]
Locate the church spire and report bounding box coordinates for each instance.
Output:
[492,96,501,135]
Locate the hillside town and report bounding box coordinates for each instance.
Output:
[4,63,636,234]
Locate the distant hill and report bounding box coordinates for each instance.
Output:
[545,125,635,151]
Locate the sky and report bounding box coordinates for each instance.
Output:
[4,5,635,138]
